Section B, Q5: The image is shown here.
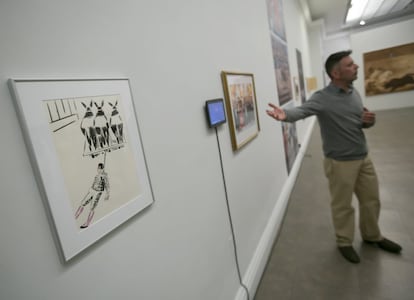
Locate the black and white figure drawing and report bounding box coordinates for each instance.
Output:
[9,78,154,261]
[79,100,125,158]
[44,94,139,230]
[75,163,110,228]
[109,101,124,145]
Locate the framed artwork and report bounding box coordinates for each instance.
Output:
[266,0,287,41]
[293,76,299,101]
[271,34,293,106]
[296,48,306,104]
[306,77,317,92]
[281,103,299,174]
[363,42,414,96]
[9,78,154,261]
[221,71,260,151]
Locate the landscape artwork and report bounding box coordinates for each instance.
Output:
[364,42,414,96]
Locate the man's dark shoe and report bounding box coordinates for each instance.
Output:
[338,246,360,263]
[364,238,402,253]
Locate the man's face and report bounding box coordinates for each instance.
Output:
[336,56,359,82]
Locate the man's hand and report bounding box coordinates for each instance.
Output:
[362,107,376,128]
[266,103,287,121]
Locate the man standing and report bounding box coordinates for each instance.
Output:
[266,50,402,263]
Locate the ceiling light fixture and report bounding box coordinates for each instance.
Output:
[346,0,369,23]
[345,0,401,24]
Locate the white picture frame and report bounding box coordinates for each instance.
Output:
[9,78,154,261]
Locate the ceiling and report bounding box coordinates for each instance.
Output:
[304,0,414,35]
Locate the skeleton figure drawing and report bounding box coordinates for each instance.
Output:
[75,163,110,229]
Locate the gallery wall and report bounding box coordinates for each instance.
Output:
[0,1,316,300]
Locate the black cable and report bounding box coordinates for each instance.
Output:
[215,127,250,300]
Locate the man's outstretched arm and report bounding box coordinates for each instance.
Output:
[266,103,287,121]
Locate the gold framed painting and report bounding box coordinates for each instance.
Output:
[221,71,260,151]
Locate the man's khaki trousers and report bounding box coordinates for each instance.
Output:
[323,156,383,246]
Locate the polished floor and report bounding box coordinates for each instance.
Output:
[254,107,414,300]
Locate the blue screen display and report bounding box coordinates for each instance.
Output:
[206,100,226,127]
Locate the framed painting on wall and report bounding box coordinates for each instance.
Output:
[9,78,154,261]
[221,71,260,151]
[296,48,306,104]
[266,0,287,41]
[364,42,414,96]
[271,34,293,106]
[281,103,299,174]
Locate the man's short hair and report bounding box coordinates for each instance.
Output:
[325,50,352,79]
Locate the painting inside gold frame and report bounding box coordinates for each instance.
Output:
[221,71,260,151]
[364,42,414,96]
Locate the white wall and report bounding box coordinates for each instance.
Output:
[351,18,414,110]
[0,1,315,300]
[307,20,326,89]
[321,33,351,85]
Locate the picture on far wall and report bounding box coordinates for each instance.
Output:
[271,34,293,106]
[221,71,260,151]
[296,49,306,104]
[364,42,414,96]
[293,76,299,101]
[8,78,154,261]
[281,103,299,174]
[306,77,318,92]
[266,0,286,41]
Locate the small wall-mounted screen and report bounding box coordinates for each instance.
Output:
[205,98,226,128]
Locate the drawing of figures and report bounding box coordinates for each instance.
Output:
[75,163,110,228]
[44,93,140,231]
[80,101,97,153]
[94,100,110,150]
[109,100,124,146]
[79,99,126,158]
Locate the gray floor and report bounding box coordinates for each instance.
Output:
[254,107,414,300]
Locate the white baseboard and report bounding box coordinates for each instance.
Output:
[234,286,249,300]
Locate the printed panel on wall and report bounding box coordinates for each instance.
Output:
[281,102,299,174]
[271,34,293,106]
[296,49,306,104]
